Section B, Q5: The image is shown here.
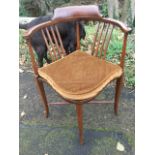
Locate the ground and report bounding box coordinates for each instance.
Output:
[19,66,134,155]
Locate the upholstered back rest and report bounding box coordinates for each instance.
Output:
[24,5,131,76]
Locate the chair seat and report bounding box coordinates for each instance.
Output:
[38,50,122,101]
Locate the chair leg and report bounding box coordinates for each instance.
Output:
[76,104,83,144]
[35,78,49,118]
[114,75,123,115]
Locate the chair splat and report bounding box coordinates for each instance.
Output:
[103,24,114,59]
[41,25,66,62]
[92,22,115,59]
[55,25,66,57]
[76,21,81,50]
[45,27,58,60]
[41,28,55,61]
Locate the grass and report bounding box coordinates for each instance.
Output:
[19,24,135,88]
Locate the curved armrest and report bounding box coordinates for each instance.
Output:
[103,18,132,33]
[23,21,52,40]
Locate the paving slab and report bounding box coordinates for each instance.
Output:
[19,67,135,155]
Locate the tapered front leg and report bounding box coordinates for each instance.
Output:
[114,75,123,115]
[35,78,49,118]
[76,103,83,144]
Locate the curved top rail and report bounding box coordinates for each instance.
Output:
[24,5,131,39]
[52,5,102,20]
[24,16,131,40]
[24,16,103,39]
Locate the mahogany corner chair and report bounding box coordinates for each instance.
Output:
[24,5,131,144]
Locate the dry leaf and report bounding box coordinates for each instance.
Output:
[19,68,24,73]
[21,111,26,117]
[116,142,125,152]
[23,94,28,99]
[20,55,26,65]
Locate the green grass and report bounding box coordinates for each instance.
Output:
[19,24,135,88]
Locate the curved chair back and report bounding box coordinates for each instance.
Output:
[24,5,131,77]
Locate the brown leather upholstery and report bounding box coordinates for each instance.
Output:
[38,50,122,101]
[52,5,102,20]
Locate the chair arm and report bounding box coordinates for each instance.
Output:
[23,21,52,40]
[103,17,132,33]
